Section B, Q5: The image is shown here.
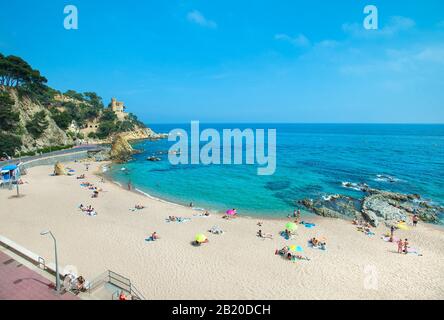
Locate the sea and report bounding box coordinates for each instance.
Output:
[106,123,444,221]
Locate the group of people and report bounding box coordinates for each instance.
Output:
[79,204,98,216]
[397,238,410,254]
[167,216,185,222]
[65,274,87,294]
[282,228,295,239]
[275,246,310,262]
[288,209,301,222]
[309,237,327,250]
[352,219,374,235]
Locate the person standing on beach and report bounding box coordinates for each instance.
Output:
[390,226,395,242]
[413,215,419,227]
[397,239,404,254]
[404,239,409,254]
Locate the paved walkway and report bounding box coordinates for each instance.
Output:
[0,144,102,167]
[0,251,78,300]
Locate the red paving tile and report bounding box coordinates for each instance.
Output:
[0,250,79,300]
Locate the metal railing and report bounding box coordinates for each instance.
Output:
[87,270,145,300]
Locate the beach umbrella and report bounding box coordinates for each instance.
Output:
[226,209,237,216]
[397,223,410,231]
[195,234,207,243]
[285,222,298,232]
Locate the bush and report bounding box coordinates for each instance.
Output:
[0,132,22,156]
[26,111,49,138]
[0,91,20,132]
[87,132,97,139]
[96,121,116,139]
[51,110,72,130]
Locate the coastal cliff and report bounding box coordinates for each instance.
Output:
[0,53,165,157]
[1,87,74,153]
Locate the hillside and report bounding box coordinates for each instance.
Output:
[0,53,162,157]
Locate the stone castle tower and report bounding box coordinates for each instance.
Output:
[109,98,127,120]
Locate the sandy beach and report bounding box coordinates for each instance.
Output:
[1,160,443,300]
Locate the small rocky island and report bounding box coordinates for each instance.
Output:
[299,184,443,227]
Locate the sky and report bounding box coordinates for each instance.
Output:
[0,0,443,123]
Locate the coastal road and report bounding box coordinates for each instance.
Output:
[0,145,105,167]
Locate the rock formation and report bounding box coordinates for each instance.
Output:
[6,88,74,152]
[110,134,134,162]
[54,162,67,176]
[299,185,443,226]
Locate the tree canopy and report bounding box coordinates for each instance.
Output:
[0,53,47,90]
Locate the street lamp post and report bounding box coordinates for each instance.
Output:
[40,230,61,293]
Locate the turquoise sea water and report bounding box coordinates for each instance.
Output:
[107,124,444,221]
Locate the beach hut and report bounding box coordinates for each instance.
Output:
[1,164,20,186]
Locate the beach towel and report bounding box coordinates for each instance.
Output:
[381,236,400,243]
[145,237,156,242]
[307,241,326,250]
[280,231,292,240]
[301,222,316,228]
[406,247,423,256]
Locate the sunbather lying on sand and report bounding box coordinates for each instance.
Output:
[287,253,310,261]
[209,226,224,234]
[194,239,209,246]
[257,230,273,239]
[77,174,86,179]
[275,246,290,256]
[135,204,145,210]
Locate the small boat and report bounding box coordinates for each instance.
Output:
[147,156,161,162]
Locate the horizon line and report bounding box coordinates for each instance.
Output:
[144,121,444,125]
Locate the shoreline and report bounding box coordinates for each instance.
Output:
[97,162,318,224]
[1,160,443,299]
[98,162,444,227]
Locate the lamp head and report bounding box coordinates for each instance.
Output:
[40,230,50,236]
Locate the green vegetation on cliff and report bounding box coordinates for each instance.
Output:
[0,52,148,157]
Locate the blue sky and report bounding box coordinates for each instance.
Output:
[0,0,443,123]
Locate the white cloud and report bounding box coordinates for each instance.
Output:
[343,16,415,38]
[316,40,340,48]
[415,46,444,64]
[187,10,217,29]
[275,33,310,47]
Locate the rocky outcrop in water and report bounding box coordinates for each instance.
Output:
[298,195,362,220]
[299,186,443,226]
[110,134,134,162]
